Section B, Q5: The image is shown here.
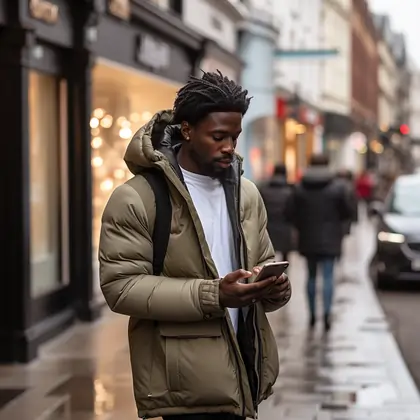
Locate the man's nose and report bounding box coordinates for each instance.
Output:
[222,138,235,153]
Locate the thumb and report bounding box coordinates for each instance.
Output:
[224,269,252,283]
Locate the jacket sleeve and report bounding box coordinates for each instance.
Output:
[252,187,291,313]
[99,183,225,322]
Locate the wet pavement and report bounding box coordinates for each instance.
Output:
[0,213,419,419]
[259,215,420,419]
[377,278,420,390]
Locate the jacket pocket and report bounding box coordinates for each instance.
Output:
[159,320,240,407]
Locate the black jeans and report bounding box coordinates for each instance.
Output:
[163,414,245,420]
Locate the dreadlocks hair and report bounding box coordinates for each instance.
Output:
[172,70,252,125]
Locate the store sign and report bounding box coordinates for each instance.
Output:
[136,34,170,72]
[108,0,130,20]
[29,0,59,24]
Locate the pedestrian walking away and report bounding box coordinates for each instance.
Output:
[287,154,353,331]
[99,70,292,420]
[259,163,294,262]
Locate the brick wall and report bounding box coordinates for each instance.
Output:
[351,0,378,132]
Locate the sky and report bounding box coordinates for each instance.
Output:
[370,0,419,68]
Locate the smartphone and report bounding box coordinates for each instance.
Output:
[254,261,289,282]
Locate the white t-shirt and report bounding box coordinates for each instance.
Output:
[181,167,239,332]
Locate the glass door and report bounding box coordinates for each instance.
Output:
[28,71,69,298]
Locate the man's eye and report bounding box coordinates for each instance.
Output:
[213,136,224,141]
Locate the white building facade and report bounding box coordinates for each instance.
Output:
[150,0,245,80]
[274,0,322,106]
[181,0,246,81]
[273,0,324,181]
[319,0,358,172]
[374,15,398,130]
[238,0,280,180]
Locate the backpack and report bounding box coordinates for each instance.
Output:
[128,170,172,275]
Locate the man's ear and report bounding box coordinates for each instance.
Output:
[180,121,192,141]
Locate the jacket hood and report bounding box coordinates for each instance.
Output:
[124,109,244,176]
[301,166,334,188]
[124,110,181,175]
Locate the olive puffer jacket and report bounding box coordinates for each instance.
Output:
[99,111,289,419]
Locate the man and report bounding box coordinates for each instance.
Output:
[287,154,352,331]
[259,163,294,262]
[99,71,291,420]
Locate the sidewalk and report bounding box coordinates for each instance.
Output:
[0,216,419,420]
[259,214,420,419]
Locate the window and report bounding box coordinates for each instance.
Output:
[211,15,223,31]
[91,61,179,295]
[29,72,68,297]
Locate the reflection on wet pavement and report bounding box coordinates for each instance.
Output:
[0,213,419,419]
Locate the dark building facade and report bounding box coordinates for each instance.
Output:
[351,0,379,168]
[0,0,204,363]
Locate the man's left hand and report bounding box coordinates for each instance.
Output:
[252,267,291,303]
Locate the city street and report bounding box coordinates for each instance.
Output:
[378,284,420,389]
[367,211,420,391]
[0,213,419,420]
[1,1,419,419]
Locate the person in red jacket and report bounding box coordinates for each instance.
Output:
[356,170,374,203]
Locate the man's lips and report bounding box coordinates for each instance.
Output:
[216,159,233,167]
[217,157,233,164]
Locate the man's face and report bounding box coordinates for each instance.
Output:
[181,112,242,178]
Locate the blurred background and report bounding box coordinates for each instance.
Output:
[1,0,420,411]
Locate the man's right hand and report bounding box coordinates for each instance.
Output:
[219,269,277,308]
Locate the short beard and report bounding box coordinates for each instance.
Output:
[189,149,230,181]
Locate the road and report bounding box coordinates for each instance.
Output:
[377,283,420,389]
[358,206,420,390]
[343,208,420,392]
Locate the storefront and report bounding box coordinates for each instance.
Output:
[276,96,323,183]
[0,0,204,363]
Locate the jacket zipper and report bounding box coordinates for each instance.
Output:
[235,172,261,417]
[253,308,263,414]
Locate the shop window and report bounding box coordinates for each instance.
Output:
[29,72,68,298]
[91,61,179,293]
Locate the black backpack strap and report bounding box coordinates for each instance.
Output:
[134,171,172,275]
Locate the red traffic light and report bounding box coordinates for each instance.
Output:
[400,124,410,135]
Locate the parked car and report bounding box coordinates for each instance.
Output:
[369,173,420,289]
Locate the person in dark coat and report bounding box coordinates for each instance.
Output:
[287,154,353,331]
[336,169,358,236]
[259,164,293,262]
